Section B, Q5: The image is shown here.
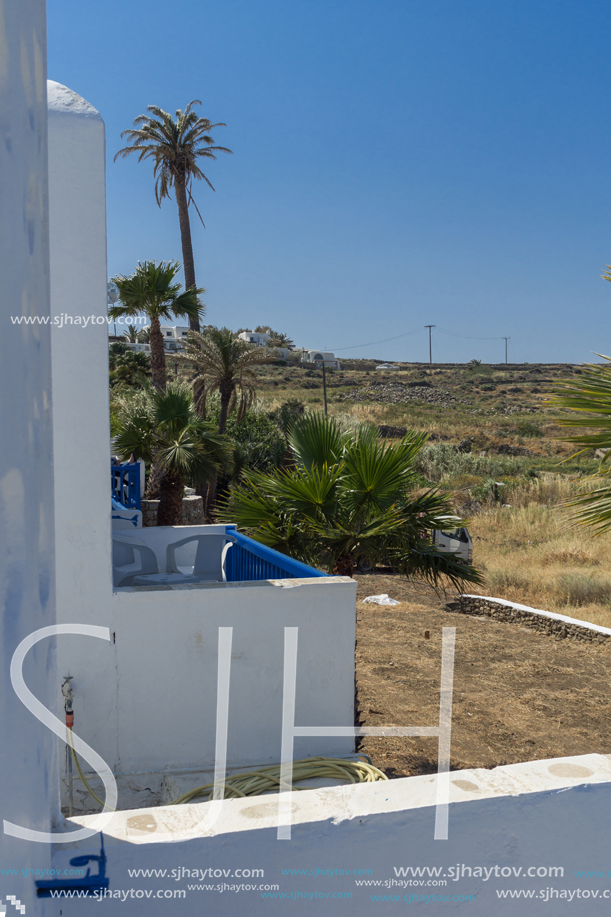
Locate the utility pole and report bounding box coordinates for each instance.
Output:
[502,337,510,364]
[321,361,328,415]
[424,325,436,365]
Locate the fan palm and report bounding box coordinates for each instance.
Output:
[109,261,204,391]
[115,101,232,330]
[114,385,232,525]
[225,413,482,587]
[550,355,611,533]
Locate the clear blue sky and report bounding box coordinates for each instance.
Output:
[48,0,611,364]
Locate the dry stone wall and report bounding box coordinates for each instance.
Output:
[455,595,611,645]
[141,495,204,527]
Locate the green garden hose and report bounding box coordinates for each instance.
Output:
[68,727,115,812]
[169,756,388,805]
[68,734,387,811]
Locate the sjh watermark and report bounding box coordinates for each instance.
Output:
[9,315,147,329]
[6,624,456,844]
[0,897,26,914]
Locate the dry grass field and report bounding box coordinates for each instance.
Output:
[465,480,611,629]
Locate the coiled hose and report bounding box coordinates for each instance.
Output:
[169,756,388,805]
[67,735,387,810]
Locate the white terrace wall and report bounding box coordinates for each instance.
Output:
[57,753,611,916]
[60,576,356,811]
[47,81,119,811]
[0,3,56,911]
[47,80,113,631]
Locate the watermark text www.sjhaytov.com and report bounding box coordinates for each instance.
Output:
[10,315,147,329]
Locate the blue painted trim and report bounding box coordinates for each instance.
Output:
[225,530,327,582]
[111,463,141,510]
[37,834,108,898]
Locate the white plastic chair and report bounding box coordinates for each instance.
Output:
[112,533,159,587]
[165,533,237,583]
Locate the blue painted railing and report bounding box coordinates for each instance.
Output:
[224,529,327,582]
[111,463,141,511]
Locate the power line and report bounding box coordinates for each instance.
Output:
[435,327,505,341]
[332,327,423,352]
[329,325,512,356]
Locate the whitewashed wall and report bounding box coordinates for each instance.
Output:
[0,2,56,911]
[48,80,113,630]
[47,82,119,814]
[60,576,356,811]
[57,753,611,917]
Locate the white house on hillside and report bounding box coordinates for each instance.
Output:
[140,324,189,351]
[238,330,271,345]
[161,324,189,342]
[301,348,341,370]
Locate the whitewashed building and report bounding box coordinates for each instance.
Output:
[300,348,341,369]
[238,330,271,345]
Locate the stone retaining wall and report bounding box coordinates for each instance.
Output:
[141,495,204,527]
[456,595,611,644]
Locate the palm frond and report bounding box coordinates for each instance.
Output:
[115,101,232,202]
[288,413,346,471]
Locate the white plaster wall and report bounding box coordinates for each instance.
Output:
[47,83,119,799]
[0,2,56,910]
[48,79,113,631]
[56,754,611,916]
[60,576,356,803]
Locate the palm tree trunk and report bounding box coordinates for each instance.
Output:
[149,314,167,391]
[175,178,200,333]
[145,458,165,500]
[204,390,232,521]
[332,555,354,577]
[217,389,232,434]
[157,472,185,526]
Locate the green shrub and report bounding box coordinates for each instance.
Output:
[515,419,543,438]
[224,410,286,473]
[417,442,516,484]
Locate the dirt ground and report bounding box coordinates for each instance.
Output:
[354,574,611,777]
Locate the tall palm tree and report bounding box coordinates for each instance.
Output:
[114,385,232,525]
[114,101,232,331]
[177,327,268,518]
[225,413,482,587]
[109,261,204,391]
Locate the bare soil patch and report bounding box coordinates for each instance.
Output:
[354,574,611,777]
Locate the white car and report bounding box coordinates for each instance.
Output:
[432,526,473,563]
